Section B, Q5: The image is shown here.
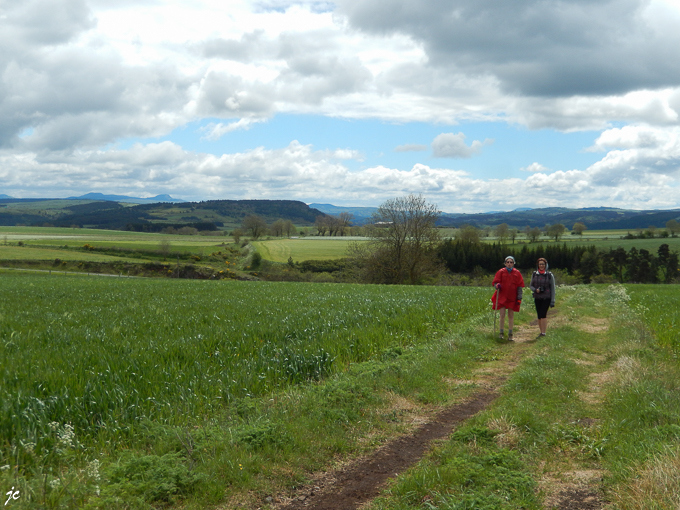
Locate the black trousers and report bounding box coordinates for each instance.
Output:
[534,298,550,319]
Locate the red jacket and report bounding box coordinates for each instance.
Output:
[491,268,525,312]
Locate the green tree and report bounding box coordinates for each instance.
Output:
[572,222,587,235]
[666,219,680,237]
[494,223,509,243]
[546,223,566,241]
[527,227,542,243]
[243,215,267,239]
[232,228,243,244]
[270,219,285,237]
[456,224,481,244]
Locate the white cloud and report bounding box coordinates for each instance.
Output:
[432,132,492,158]
[521,162,550,173]
[2,0,680,210]
[395,144,427,152]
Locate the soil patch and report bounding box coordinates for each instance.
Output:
[276,388,499,510]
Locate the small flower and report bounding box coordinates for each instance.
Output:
[49,479,61,489]
[0,465,10,471]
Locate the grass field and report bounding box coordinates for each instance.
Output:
[0,274,490,508]
[1,277,680,508]
[252,237,365,262]
[0,227,234,266]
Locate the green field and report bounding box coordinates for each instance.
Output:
[0,274,491,508]
[252,237,365,262]
[1,275,680,508]
[0,226,233,265]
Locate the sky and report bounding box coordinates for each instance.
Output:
[2,0,680,213]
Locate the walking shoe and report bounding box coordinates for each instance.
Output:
[508,332,514,341]
[499,332,504,340]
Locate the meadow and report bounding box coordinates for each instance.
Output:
[0,273,490,508]
[251,237,364,262]
[1,275,680,509]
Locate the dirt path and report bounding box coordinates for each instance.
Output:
[274,310,607,510]
[276,335,530,510]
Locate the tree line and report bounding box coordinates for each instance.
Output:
[438,240,679,283]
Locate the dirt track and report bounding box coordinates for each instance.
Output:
[275,312,605,510]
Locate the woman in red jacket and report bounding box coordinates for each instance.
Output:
[491,256,525,341]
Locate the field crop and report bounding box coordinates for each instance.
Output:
[0,275,489,458]
[252,237,364,262]
[627,284,680,349]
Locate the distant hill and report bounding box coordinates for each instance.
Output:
[437,207,680,230]
[68,192,185,204]
[309,203,378,224]
[0,194,12,199]
[1,195,679,232]
[0,198,327,231]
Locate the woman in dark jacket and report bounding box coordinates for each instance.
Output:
[529,258,555,339]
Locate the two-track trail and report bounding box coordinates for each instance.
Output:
[275,330,535,510]
[274,308,607,510]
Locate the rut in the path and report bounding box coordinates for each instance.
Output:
[276,388,500,510]
[274,310,606,510]
[275,333,533,510]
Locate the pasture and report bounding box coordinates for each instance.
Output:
[0,274,490,507]
[1,275,680,509]
[252,237,366,262]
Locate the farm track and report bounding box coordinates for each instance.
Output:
[274,309,606,510]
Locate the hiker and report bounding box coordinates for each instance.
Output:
[529,257,555,339]
[492,256,525,341]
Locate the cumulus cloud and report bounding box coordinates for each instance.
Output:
[2,0,680,210]
[336,0,680,97]
[395,143,427,152]
[2,132,678,212]
[432,132,492,158]
[521,162,550,173]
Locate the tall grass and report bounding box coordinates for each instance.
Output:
[627,284,680,349]
[0,274,489,457]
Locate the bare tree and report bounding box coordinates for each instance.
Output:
[338,212,354,236]
[350,194,441,284]
[315,216,328,236]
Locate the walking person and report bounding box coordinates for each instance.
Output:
[529,258,555,339]
[492,256,525,341]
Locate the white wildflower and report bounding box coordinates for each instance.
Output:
[86,459,101,481]
[58,424,76,449]
[48,479,61,489]
[0,465,9,471]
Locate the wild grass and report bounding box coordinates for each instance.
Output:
[369,284,680,510]
[252,238,363,262]
[0,274,492,508]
